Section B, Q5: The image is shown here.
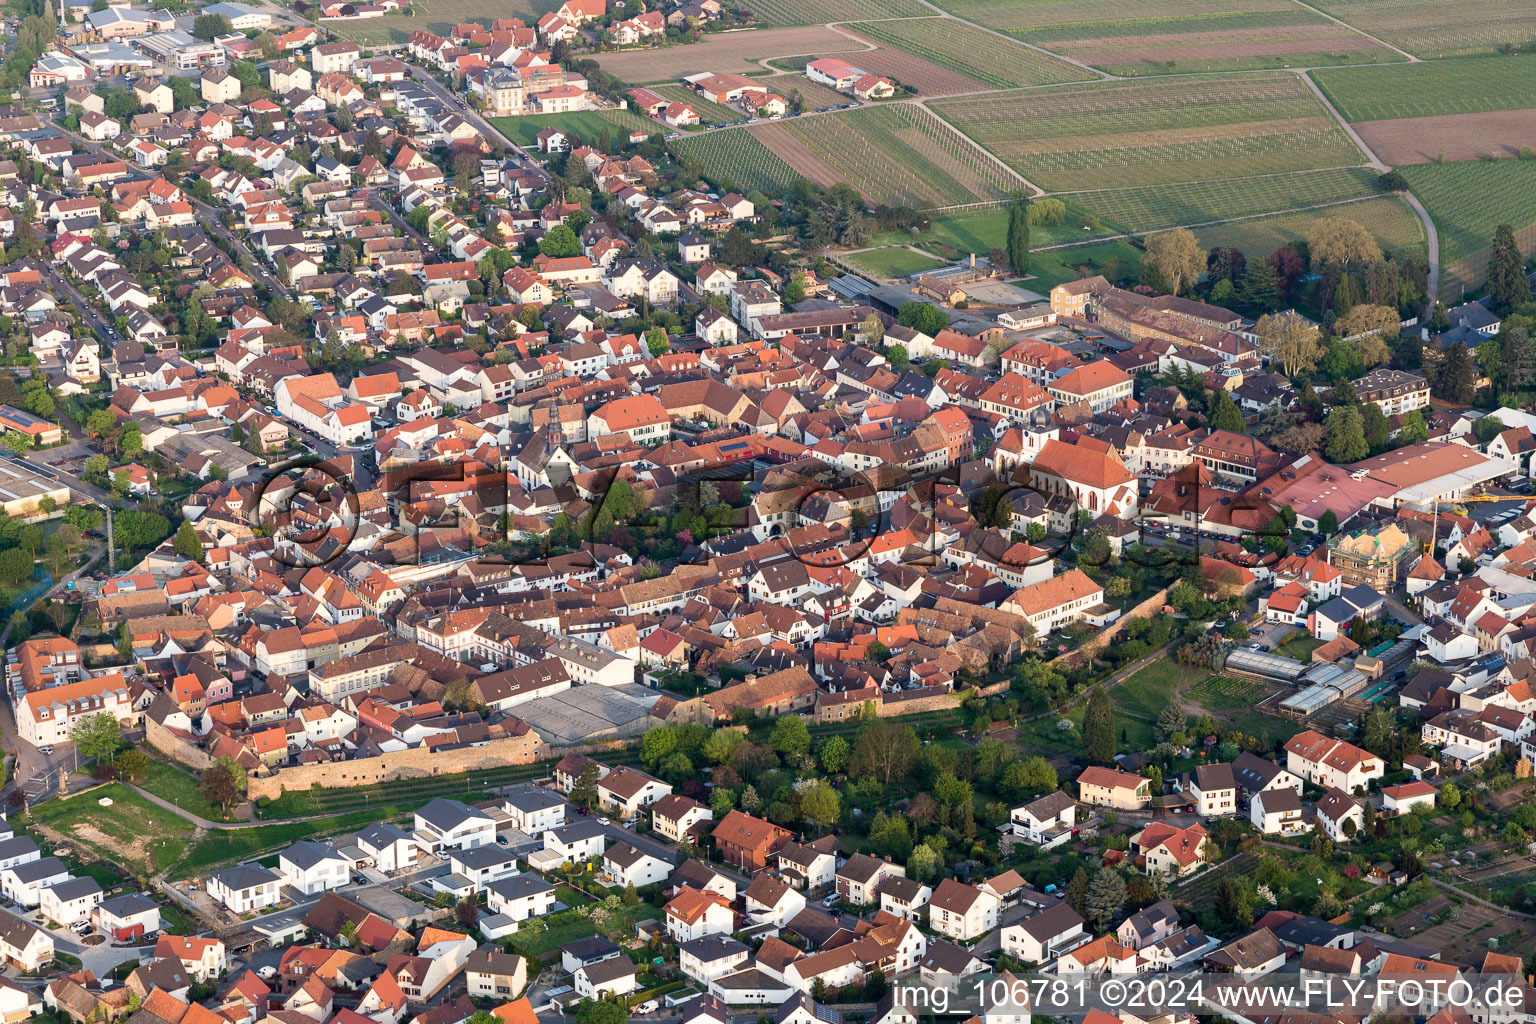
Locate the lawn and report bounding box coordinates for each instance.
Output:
[1400,158,1536,297]
[1023,239,1144,291]
[1275,633,1325,660]
[1193,195,1426,260]
[175,809,391,875]
[872,203,1113,258]
[1067,167,1383,234]
[670,129,803,194]
[136,761,226,822]
[30,785,196,877]
[842,247,947,279]
[932,74,1368,192]
[845,18,1090,89]
[329,0,553,44]
[1111,660,1184,720]
[1313,54,1536,122]
[488,109,661,149]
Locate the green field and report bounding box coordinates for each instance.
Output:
[1025,239,1144,291]
[741,0,931,26]
[845,18,1090,89]
[1065,167,1383,233]
[671,129,802,193]
[31,785,196,877]
[932,74,1368,192]
[928,0,1299,34]
[488,109,661,149]
[842,247,948,278]
[1400,159,1536,297]
[650,85,741,126]
[776,104,1019,206]
[137,762,227,822]
[1193,195,1426,259]
[330,0,553,44]
[872,203,1113,258]
[177,810,389,873]
[1314,55,1536,122]
[1307,0,1536,57]
[255,762,552,818]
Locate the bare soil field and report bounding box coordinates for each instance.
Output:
[839,32,988,94]
[784,77,856,109]
[1355,109,1536,164]
[595,26,867,83]
[747,122,843,188]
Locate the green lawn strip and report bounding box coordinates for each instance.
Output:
[488,109,661,149]
[842,247,947,279]
[29,784,196,877]
[137,761,226,822]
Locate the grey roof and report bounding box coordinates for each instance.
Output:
[1232,752,1287,793]
[44,876,102,902]
[211,864,280,891]
[551,820,607,844]
[454,845,519,870]
[417,797,492,832]
[0,836,40,861]
[282,839,345,871]
[1012,901,1084,943]
[8,857,68,884]
[580,955,637,985]
[562,935,622,962]
[357,821,413,848]
[606,840,670,871]
[487,874,558,902]
[97,893,159,918]
[679,934,748,962]
[504,789,567,814]
[778,992,840,1024]
[1022,790,1077,819]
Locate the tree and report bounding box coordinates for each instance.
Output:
[1238,260,1281,314]
[0,547,30,584]
[1503,326,1536,389]
[1214,876,1253,928]
[1336,303,1401,347]
[1255,312,1323,376]
[850,720,919,784]
[1143,228,1205,297]
[115,748,150,780]
[1154,703,1186,743]
[191,11,232,39]
[73,712,123,764]
[539,224,581,258]
[1318,509,1339,535]
[861,314,885,346]
[771,716,810,756]
[575,999,629,1024]
[1086,870,1127,929]
[571,762,602,809]
[174,520,202,562]
[800,783,840,829]
[645,327,669,357]
[1323,405,1368,463]
[897,302,948,337]
[907,842,939,883]
[198,757,246,814]
[1362,403,1390,453]
[1082,687,1115,764]
[1433,341,1477,404]
[1010,755,1057,798]
[1308,217,1383,270]
[1006,197,1030,274]
[1208,389,1245,432]
[1066,866,1090,917]
[1488,224,1532,315]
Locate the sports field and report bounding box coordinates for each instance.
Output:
[1399,159,1536,297]
[932,74,1367,192]
[1192,195,1426,259]
[671,128,803,194]
[1064,166,1382,233]
[1313,55,1536,121]
[1307,0,1536,57]
[766,105,1020,207]
[488,109,660,148]
[844,18,1090,90]
[842,247,949,279]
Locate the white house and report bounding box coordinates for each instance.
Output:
[595,767,672,819]
[1249,788,1307,836]
[503,790,568,835]
[451,846,522,891]
[414,798,497,853]
[1380,781,1437,816]
[665,885,734,943]
[927,880,999,942]
[91,893,161,943]
[743,873,806,928]
[356,822,418,874]
[1000,902,1086,965]
[1008,791,1077,849]
[278,840,351,896]
[0,910,53,972]
[575,956,639,1000]
[680,935,750,984]
[486,874,559,922]
[603,841,671,889]
[39,877,102,926]
[206,865,281,914]
[543,821,608,865]
[1283,731,1384,793]
[2,858,70,907]
[1315,788,1365,843]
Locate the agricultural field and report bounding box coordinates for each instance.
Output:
[1018,8,1393,75]
[1313,55,1536,122]
[739,0,932,26]
[1193,196,1426,260]
[670,128,803,193]
[841,246,948,279]
[1307,0,1536,57]
[1399,159,1536,298]
[487,109,660,148]
[767,104,1020,207]
[593,25,866,82]
[1065,167,1383,233]
[926,0,1299,35]
[844,18,1090,91]
[1185,675,1269,710]
[329,0,552,44]
[1356,112,1536,165]
[932,74,1368,192]
[650,85,741,126]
